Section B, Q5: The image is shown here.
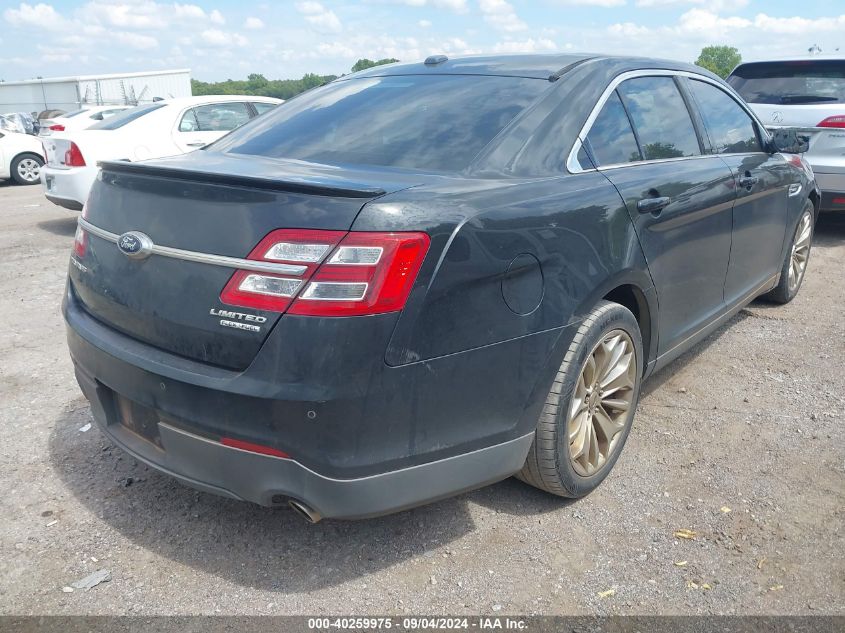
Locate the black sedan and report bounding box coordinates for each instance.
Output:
[65,54,819,521]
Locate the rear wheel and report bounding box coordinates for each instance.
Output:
[11,153,44,185]
[765,200,814,304]
[517,301,643,497]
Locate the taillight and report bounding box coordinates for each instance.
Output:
[220,229,430,316]
[73,225,87,257]
[64,142,86,167]
[817,115,845,128]
[289,232,430,316]
[74,203,89,257]
[220,229,346,312]
[49,124,65,131]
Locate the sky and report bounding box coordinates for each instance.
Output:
[1,0,843,82]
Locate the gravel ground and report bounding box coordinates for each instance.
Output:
[0,182,843,616]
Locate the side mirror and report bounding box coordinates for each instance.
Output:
[771,128,810,154]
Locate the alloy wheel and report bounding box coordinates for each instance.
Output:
[17,158,41,183]
[788,210,812,293]
[567,329,637,477]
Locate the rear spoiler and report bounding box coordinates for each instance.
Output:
[98,160,387,199]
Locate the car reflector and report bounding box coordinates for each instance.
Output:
[264,242,331,263]
[220,437,290,459]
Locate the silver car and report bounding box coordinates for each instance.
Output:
[728,56,845,212]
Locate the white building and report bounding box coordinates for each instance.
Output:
[0,69,191,115]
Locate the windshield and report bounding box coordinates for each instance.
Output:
[89,103,166,130]
[728,60,845,104]
[211,75,549,172]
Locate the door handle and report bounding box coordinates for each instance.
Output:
[738,174,758,189]
[186,142,206,147]
[636,196,671,214]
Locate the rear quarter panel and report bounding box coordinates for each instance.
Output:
[353,172,654,365]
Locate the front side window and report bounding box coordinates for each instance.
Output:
[581,91,641,167]
[688,80,762,154]
[617,76,701,160]
[211,75,549,173]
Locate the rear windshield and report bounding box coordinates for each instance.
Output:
[89,103,166,130]
[211,75,548,172]
[61,109,89,119]
[728,60,845,104]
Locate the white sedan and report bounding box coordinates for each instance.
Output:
[0,130,45,185]
[38,105,132,137]
[41,95,281,210]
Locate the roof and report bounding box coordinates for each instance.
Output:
[346,53,715,81]
[154,95,282,107]
[348,54,595,80]
[733,54,845,66]
[0,69,191,87]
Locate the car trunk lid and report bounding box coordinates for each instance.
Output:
[69,152,422,370]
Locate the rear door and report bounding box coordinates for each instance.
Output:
[172,102,252,153]
[686,78,791,304]
[579,75,736,356]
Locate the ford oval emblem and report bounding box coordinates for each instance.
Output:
[117,231,154,260]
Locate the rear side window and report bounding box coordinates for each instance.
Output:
[728,60,845,104]
[688,80,762,154]
[252,102,277,115]
[581,91,641,167]
[211,75,548,172]
[89,103,166,130]
[618,77,701,160]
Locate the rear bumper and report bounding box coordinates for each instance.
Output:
[64,282,563,518]
[812,171,845,211]
[74,361,532,519]
[41,165,96,209]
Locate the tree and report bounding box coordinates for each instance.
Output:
[351,58,399,73]
[694,46,741,79]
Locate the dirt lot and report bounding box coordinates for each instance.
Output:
[0,181,843,616]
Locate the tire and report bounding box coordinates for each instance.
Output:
[516,300,643,498]
[10,153,44,186]
[764,199,815,304]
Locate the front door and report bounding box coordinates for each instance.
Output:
[684,78,791,304]
[582,76,736,355]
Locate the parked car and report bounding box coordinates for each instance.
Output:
[38,105,132,137]
[41,95,282,210]
[727,56,845,211]
[65,55,818,522]
[0,130,45,185]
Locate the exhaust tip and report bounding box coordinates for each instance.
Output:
[288,499,322,524]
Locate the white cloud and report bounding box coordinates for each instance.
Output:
[637,0,748,9]
[399,0,468,11]
[200,28,247,47]
[557,0,628,8]
[555,0,626,7]
[115,31,159,50]
[492,37,557,53]
[479,0,527,32]
[210,9,225,25]
[418,19,432,28]
[296,1,342,33]
[244,16,264,30]
[4,2,66,30]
